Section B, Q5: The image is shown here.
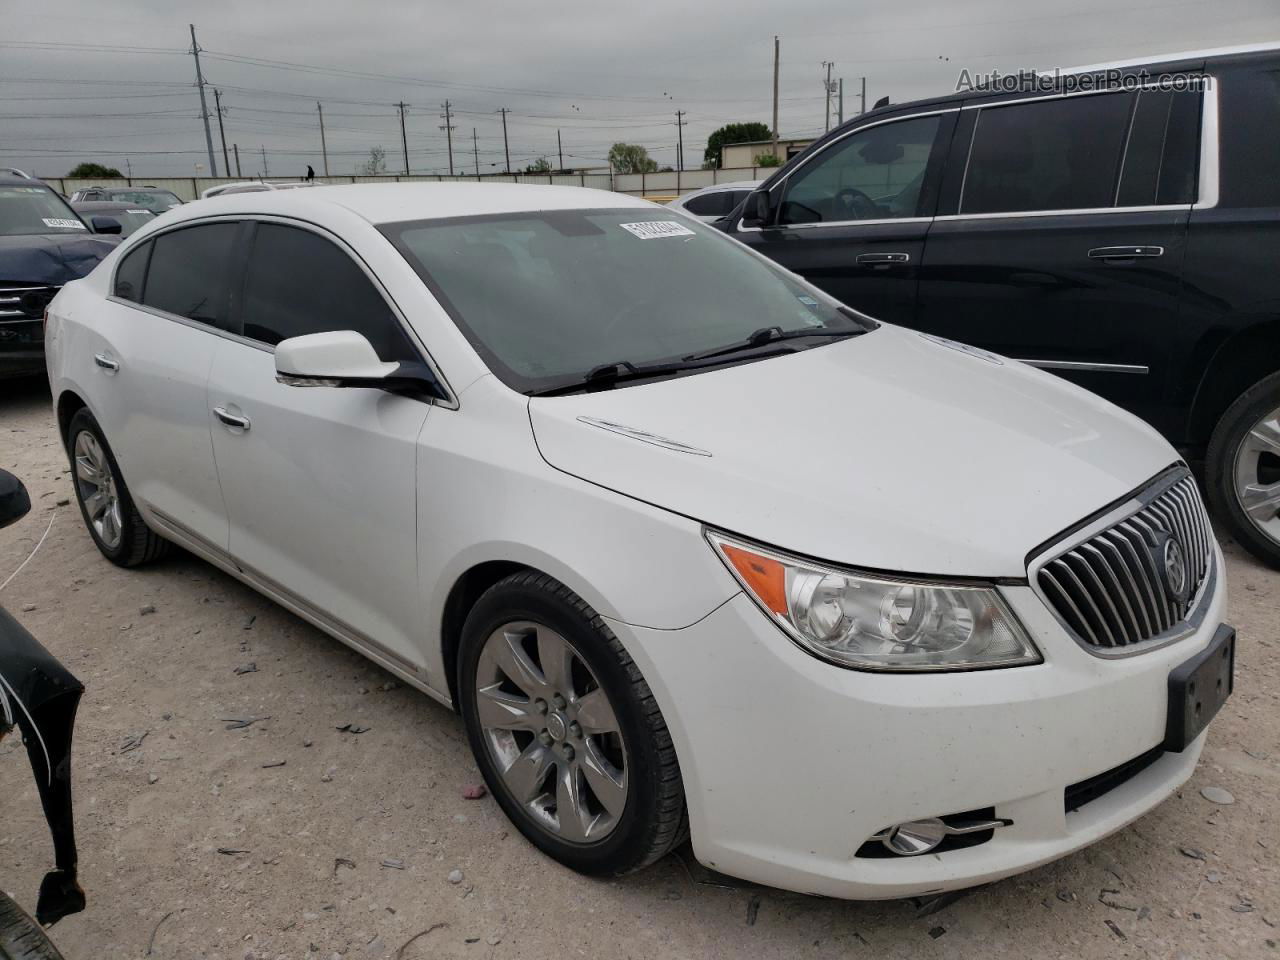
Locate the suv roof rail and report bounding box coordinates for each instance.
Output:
[0,167,33,179]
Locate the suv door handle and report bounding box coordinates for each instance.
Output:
[213,406,251,431]
[93,353,119,373]
[856,252,911,266]
[1088,245,1164,260]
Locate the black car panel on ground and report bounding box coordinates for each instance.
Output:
[719,43,1280,566]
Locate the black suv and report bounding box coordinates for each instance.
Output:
[720,44,1280,567]
[0,173,118,378]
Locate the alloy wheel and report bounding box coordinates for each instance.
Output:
[474,620,628,844]
[1233,405,1280,548]
[73,430,123,550]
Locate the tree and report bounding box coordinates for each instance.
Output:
[67,162,123,178]
[608,142,658,174]
[753,153,783,168]
[524,157,552,174]
[359,146,387,176]
[704,122,772,168]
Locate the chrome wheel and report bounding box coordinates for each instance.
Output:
[73,429,122,550]
[1234,405,1280,547]
[474,620,627,843]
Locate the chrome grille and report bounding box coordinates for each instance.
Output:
[0,284,58,323]
[1037,472,1214,650]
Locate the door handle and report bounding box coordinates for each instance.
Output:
[213,406,251,431]
[856,252,911,266]
[93,353,119,373]
[1088,245,1164,260]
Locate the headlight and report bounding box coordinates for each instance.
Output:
[707,531,1041,672]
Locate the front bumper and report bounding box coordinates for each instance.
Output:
[611,545,1227,900]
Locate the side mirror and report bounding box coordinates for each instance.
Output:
[741,190,772,227]
[90,216,122,235]
[0,469,32,529]
[275,330,447,400]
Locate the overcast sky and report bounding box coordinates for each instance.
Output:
[3,0,1278,179]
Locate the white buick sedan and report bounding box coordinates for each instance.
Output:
[44,184,1232,899]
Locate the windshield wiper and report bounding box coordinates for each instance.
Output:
[528,347,798,397]
[681,325,859,362]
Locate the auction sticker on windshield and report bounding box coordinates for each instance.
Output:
[42,218,87,230]
[619,221,696,240]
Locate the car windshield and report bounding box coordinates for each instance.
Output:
[111,208,156,236]
[106,189,180,212]
[383,208,873,393]
[0,185,89,237]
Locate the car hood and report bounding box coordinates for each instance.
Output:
[527,326,1177,578]
[0,233,117,285]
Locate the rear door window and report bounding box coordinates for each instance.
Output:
[960,91,1134,214]
[239,222,417,362]
[141,222,238,329]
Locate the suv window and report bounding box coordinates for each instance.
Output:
[779,114,941,224]
[683,191,731,217]
[1116,89,1200,207]
[240,223,416,362]
[142,222,238,328]
[961,92,1134,214]
[112,241,151,302]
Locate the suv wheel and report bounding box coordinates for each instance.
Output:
[66,408,169,567]
[0,891,64,960]
[1206,370,1280,567]
[457,572,687,876]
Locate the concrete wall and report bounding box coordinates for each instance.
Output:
[40,167,775,204]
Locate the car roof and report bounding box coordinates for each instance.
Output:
[184,182,656,226]
[692,180,760,193]
[71,200,154,212]
[0,175,55,190]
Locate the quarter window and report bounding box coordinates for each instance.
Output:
[961,92,1134,214]
[142,222,238,328]
[240,223,416,362]
[779,115,941,224]
[112,241,150,302]
[683,191,732,217]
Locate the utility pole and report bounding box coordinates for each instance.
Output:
[557,129,564,172]
[317,101,329,176]
[260,144,268,178]
[213,88,230,176]
[233,143,241,178]
[125,158,132,180]
[395,101,409,175]
[472,128,480,179]
[823,61,834,131]
[498,107,511,174]
[772,36,780,162]
[838,78,844,125]
[439,100,455,176]
[188,24,219,177]
[674,110,687,171]
[861,76,867,116]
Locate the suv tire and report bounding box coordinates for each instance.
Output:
[1206,370,1280,567]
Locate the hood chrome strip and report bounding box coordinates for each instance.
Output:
[576,417,712,457]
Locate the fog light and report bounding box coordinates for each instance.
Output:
[866,813,1011,857]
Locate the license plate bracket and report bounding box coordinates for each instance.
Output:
[1164,624,1235,753]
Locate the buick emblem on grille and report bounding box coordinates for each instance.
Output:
[1161,536,1190,603]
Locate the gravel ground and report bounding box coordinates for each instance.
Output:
[1,376,1277,960]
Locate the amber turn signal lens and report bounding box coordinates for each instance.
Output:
[720,543,788,614]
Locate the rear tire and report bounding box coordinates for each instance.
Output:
[457,571,687,876]
[0,892,64,960]
[1205,370,1280,568]
[65,407,169,568]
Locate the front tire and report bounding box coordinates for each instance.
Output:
[65,407,169,568]
[457,572,686,876]
[0,892,64,960]
[1205,370,1280,568]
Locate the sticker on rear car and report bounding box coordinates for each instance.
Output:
[41,218,87,230]
[619,221,696,240]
